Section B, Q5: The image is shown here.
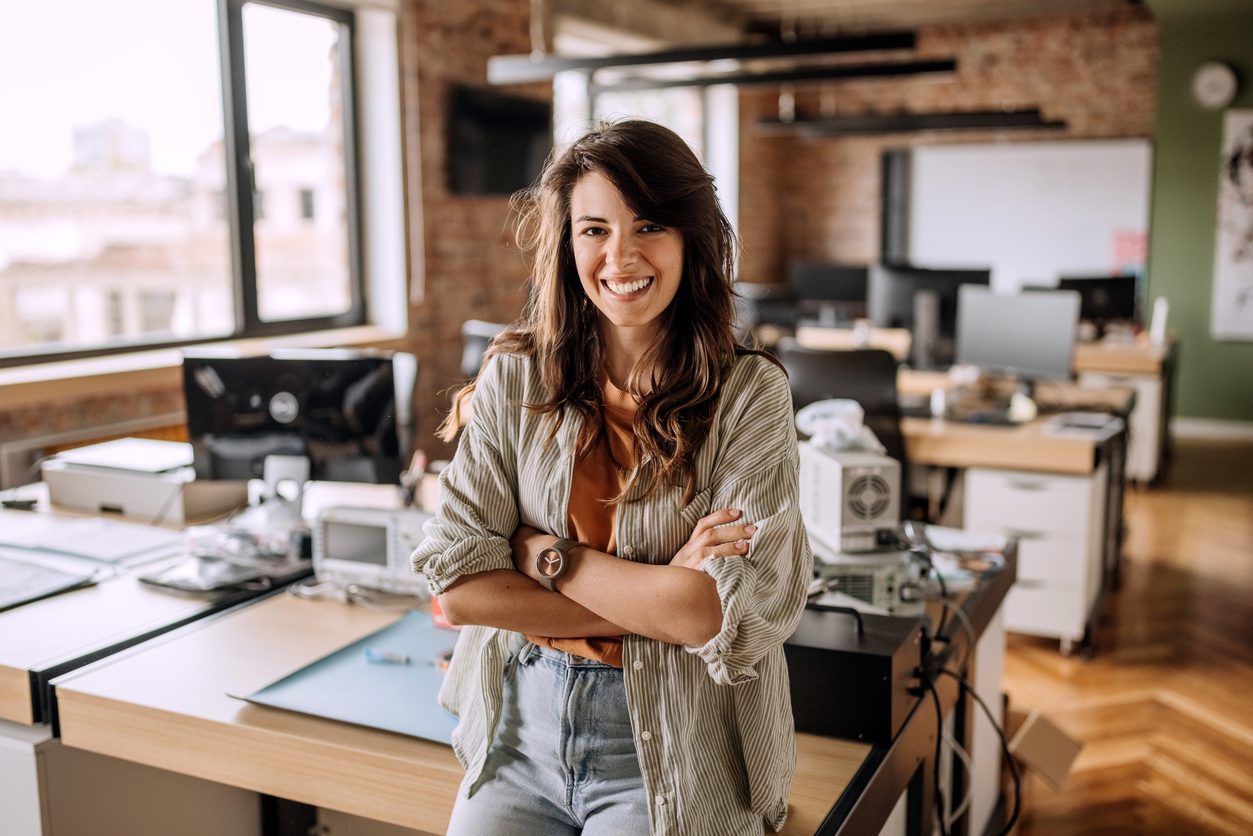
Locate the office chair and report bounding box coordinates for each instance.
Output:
[775,338,911,515]
[460,320,508,378]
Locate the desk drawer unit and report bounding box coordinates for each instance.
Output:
[1080,371,1162,483]
[964,465,1107,644]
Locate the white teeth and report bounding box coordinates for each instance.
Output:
[605,277,653,294]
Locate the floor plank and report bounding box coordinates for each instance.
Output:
[1002,437,1253,835]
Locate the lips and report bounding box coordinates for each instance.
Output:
[603,276,654,295]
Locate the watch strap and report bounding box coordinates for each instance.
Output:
[536,537,577,592]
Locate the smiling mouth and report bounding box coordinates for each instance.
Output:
[603,276,653,295]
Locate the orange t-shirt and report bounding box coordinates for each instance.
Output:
[524,376,636,667]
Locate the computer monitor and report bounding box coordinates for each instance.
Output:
[956,286,1081,383]
[1056,275,1139,328]
[867,263,991,368]
[789,261,869,325]
[182,349,416,485]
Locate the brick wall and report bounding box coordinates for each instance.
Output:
[737,8,1159,283]
[398,0,542,459]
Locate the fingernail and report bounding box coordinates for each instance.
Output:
[729,509,741,517]
[745,525,757,533]
[737,540,747,549]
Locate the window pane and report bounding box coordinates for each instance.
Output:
[242,3,353,323]
[0,0,234,356]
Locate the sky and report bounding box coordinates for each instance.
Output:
[2,0,336,178]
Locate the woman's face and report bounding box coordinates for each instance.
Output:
[570,171,684,340]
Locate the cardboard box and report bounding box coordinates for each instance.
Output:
[1006,708,1083,790]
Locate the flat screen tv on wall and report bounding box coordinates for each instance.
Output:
[446,85,553,196]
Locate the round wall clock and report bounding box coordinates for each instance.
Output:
[1191,61,1239,111]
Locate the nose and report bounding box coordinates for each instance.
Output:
[606,231,638,270]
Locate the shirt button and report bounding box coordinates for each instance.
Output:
[640,730,653,741]
[623,545,635,557]
[632,660,644,670]
[655,796,666,807]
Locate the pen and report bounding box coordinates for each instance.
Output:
[364,647,412,665]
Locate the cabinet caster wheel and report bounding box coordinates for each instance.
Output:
[1059,639,1075,656]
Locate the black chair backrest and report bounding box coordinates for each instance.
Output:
[775,338,907,473]
[460,320,508,378]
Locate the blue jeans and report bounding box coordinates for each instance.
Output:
[445,642,650,836]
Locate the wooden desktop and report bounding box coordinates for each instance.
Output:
[51,591,874,835]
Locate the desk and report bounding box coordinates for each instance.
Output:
[894,379,1132,655]
[52,593,871,834]
[0,559,269,727]
[0,496,311,835]
[53,560,1016,836]
[795,325,913,362]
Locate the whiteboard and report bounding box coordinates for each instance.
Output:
[907,139,1153,291]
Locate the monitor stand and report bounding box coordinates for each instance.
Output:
[910,289,940,369]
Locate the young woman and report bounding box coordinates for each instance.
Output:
[411,120,811,836]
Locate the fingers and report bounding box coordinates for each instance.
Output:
[710,538,751,558]
[691,507,742,537]
[699,518,758,547]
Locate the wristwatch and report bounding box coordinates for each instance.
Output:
[535,538,577,591]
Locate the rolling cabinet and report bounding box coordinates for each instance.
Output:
[1079,370,1162,484]
[963,464,1107,655]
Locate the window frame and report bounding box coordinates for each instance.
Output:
[0,0,367,368]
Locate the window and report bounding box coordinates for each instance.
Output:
[0,0,364,366]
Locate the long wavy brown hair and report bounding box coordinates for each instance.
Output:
[441,119,773,505]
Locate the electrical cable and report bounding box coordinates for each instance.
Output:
[942,727,974,830]
[923,677,951,836]
[934,595,979,674]
[287,578,419,610]
[939,668,1022,836]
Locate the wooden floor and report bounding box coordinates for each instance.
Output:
[1003,437,1253,835]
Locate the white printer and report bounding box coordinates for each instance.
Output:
[42,438,246,524]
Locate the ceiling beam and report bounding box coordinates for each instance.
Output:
[487,31,918,84]
[757,109,1068,137]
[590,58,956,93]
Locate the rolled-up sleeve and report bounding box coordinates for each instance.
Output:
[410,356,521,595]
[685,360,813,685]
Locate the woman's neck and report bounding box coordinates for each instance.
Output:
[600,323,656,391]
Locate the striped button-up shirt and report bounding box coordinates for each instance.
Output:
[411,351,813,835]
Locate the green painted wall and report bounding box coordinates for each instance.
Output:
[1146,0,1253,421]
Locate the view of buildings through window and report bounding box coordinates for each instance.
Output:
[0,0,356,361]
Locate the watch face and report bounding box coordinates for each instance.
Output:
[538,547,565,578]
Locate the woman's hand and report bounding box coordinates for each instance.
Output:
[511,524,553,583]
[670,508,757,571]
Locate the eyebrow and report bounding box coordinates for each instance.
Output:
[573,215,651,223]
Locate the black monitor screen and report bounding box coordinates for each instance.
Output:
[956,286,1080,381]
[447,85,552,196]
[789,261,869,324]
[183,350,412,484]
[1056,275,1139,324]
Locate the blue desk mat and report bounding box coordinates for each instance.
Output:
[239,610,459,744]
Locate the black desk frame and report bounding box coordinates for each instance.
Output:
[817,547,1018,836]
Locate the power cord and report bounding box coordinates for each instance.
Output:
[922,677,952,836]
[287,578,421,610]
[942,727,974,830]
[939,668,1023,836]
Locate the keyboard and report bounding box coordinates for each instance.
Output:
[0,555,94,611]
[950,409,1019,426]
